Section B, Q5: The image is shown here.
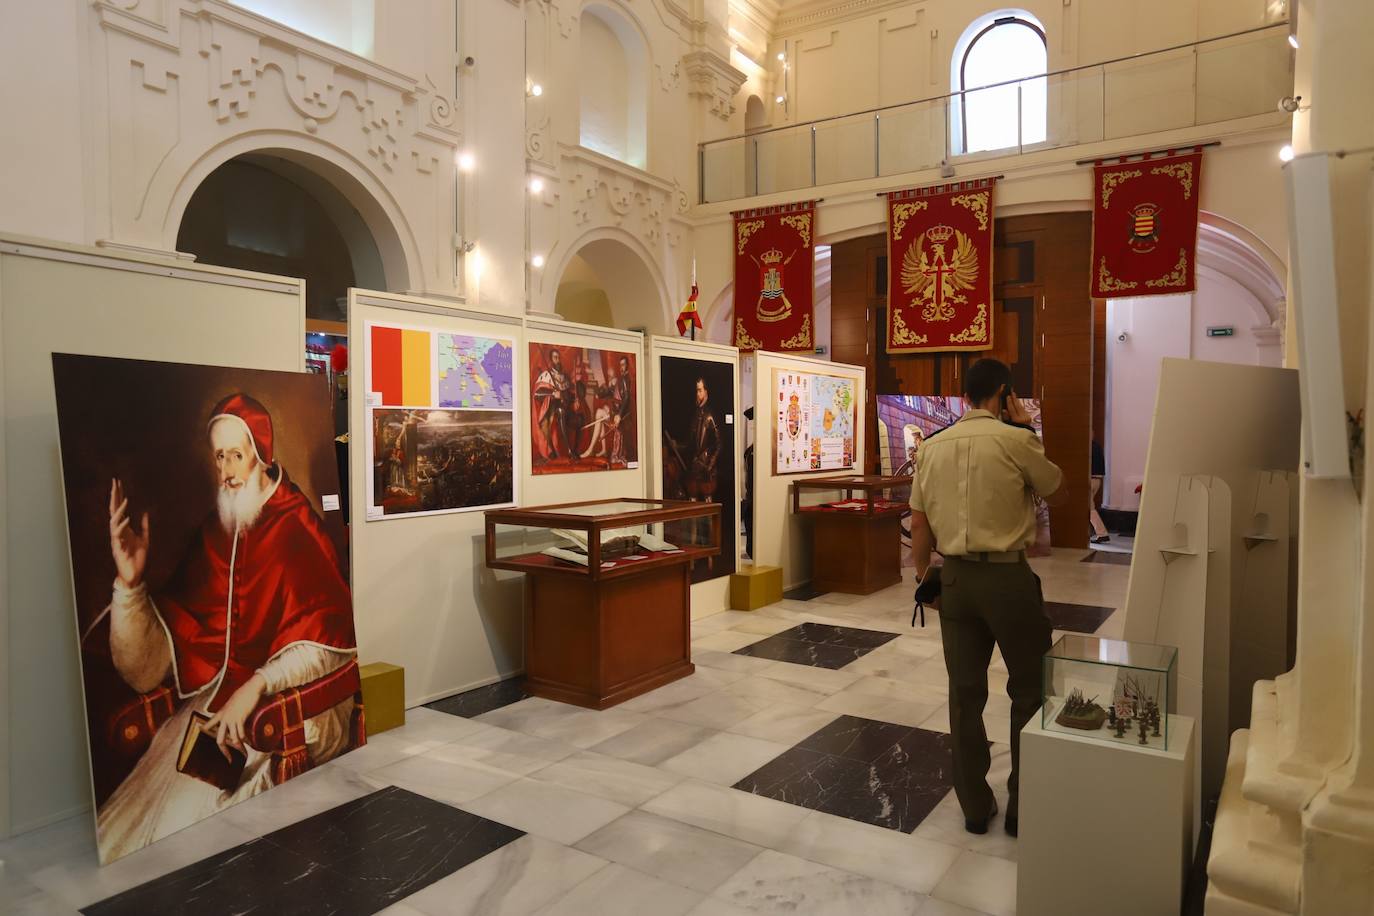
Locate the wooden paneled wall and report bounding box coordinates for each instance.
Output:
[829,212,1096,549]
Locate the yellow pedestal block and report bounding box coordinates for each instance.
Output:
[360,662,405,735]
[730,564,784,611]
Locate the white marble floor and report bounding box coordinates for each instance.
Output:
[1,548,1127,916]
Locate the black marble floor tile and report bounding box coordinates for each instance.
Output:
[790,622,901,650]
[83,787,524,916]
[1082,550,1132,566]
[733,623,899,670]
[734,718,957,834]
[1044,601,1117,634]
[797,715,914,763]
[783,584,825,600]
[733,635,872,669]
[427,677,529,718]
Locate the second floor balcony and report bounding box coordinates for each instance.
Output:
[701,23,1293,205]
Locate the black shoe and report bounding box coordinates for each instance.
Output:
[1005,815,1018,837]
[1091,534,1111,544]
[964,799,998,835]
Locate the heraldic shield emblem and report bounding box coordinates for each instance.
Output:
[901,223,979,324]
[755,247,794,323]
[1129,203,1160,252]
[786,392,802,439]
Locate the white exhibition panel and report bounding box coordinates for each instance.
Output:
[750,350,866,590]
[0,236,305,837]
[1121,358,1299,806]
[348,291,526,707]
[645,335,741,620]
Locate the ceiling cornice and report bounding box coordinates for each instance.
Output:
[774,0,923,36]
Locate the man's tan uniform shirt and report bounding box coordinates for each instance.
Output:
[908,409,1062,555]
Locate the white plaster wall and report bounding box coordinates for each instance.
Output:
[1106,265,1287,509]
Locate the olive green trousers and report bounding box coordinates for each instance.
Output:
[938,555,1052,822]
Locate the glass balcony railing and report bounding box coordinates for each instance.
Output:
[700,23,1292,204]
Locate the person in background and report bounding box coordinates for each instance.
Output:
[908,358,1067,839]
[1090,438,1110,544]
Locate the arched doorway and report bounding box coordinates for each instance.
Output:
[176,151,396,441]
[176,153,387,321]
[554,237,667,333]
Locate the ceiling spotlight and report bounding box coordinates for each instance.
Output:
[531,254,546,268]
[775,95,785,104]
[1279,144,1295,162]
[530,83,544,97]
[777,52,785,61]
[1287,34,1298,49]
[529,177,544,193]
[457,151,475,172]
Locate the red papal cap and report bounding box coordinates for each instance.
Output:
[208,393,274,465]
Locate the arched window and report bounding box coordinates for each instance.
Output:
[951,13,1047,155]
[579,5,649,169]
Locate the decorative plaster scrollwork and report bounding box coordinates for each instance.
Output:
[682,50,746,122]
[425,76,458,130]
[526,113,551,162]
[560,147,679,257]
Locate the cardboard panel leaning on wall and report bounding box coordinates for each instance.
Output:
[751,350,866,591]
[521,317,648,505]
[0,235,305,837]
[348,290,525,708]
[645,336,741,619]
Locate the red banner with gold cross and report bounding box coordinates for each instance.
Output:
[1091,148,1203,298]
[732,201,816,353]
[885,179,996,353]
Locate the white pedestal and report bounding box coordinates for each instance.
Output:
[1018,713,1195,916]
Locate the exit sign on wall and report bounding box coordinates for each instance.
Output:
[1206,326,1235,337]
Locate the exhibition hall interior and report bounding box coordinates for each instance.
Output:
[0,0,1371,913]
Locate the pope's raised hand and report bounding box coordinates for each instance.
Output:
[109,478,150,589]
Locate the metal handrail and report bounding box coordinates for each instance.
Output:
[702,22,1288,149]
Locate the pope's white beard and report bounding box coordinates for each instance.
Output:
[217,466,269,534]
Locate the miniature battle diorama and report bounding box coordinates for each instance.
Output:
[1042,635,1178,750]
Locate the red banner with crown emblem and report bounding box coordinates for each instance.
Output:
[885,180,996,353]
[733,201,816,353]
[1090,149,1202,298]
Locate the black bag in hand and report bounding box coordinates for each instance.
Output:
[912,566,941,628]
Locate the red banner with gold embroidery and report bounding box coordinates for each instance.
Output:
[733,202,815,353]
[1091,149,1202,298]
[885,180,996,353]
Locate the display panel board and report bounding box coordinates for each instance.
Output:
[771,367,857,474]
[51,354,363,864]
[364,321,516,518]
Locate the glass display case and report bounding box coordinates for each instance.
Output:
[1042,635,1179,750]
[791,474,911,517]
[485,498,720,580]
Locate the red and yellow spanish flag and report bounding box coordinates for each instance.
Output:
[677,284,702,336]
[370,325,432,406]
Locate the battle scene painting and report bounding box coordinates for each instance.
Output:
[660,356,736,583]
[51,354,363,864]
[529,343,638,474]
[370,408,514,517]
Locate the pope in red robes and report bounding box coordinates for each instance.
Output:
[96,394,358,862]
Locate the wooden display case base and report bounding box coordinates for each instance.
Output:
[525,560,695,710]
[810,512,903,595]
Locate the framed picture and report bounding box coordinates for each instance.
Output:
[659,355,736,583]
[364,321,517,518]
[772,368,857,475]
[529,342,638,474]
[51,354,363,864]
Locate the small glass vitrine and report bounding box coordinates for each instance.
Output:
[1042,635,1179,750]
[790,474,911,517]
[484,498,720,580]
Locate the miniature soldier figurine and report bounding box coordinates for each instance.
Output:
[1138,716,1149,745]
[1151,705,1162,738]
[1115,715,1128,739]
[1107,706,1117,729]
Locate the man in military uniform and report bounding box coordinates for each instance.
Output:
[908,358,1065,838]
